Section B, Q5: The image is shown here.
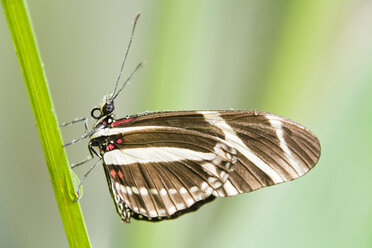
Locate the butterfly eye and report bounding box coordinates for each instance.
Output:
[102,102,115,115]
[91,107,102,119]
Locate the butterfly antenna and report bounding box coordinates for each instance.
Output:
[111,12,141,100]
[112,61,144,100]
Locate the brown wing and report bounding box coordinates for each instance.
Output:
[95,110,320,222]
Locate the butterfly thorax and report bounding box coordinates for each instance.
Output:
[89,120,112,154]
[88,95,118,153]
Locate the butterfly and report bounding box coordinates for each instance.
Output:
[62,13,321,223]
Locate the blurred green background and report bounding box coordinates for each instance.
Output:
[1,1,372,247]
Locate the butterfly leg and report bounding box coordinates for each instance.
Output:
[60,117,91,147]
[75,158,102,202]
[73,144,102,201]
[60,116,89,131]
[70,143,101,169]
[64,134,96,170]
[71,155,94,169]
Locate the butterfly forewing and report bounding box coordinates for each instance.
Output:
[91,110,320,222]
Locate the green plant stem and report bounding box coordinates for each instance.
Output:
[1,0,91,247]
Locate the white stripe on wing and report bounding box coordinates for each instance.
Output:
[104,147,216,165]
[267,116,306,176]
[199,111,285,184]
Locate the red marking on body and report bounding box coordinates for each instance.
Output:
[110,170,117,179]
[111,117,135,127]
[107,143,115,151]
[116,138,123,144]
[117,170,124,180]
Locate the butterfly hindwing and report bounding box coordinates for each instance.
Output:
[92,110,320,222]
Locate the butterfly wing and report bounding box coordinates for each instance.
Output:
[92,110,320,222]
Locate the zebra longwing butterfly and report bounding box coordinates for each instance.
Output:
[89,109,320,223]
[63,13,321,223]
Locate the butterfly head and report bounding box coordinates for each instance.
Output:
[91,95,115,120]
